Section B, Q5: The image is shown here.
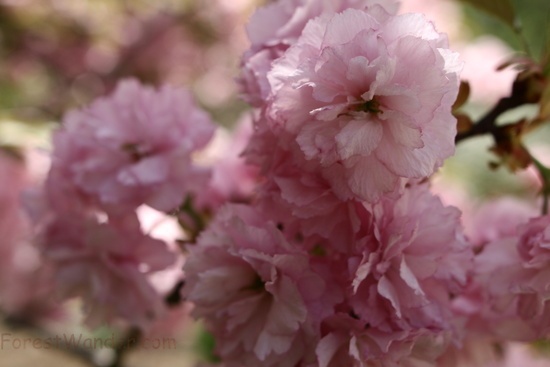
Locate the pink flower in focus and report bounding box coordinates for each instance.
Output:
[239,0,399,106]
[40,213,176,328]
[317,184,472,366]
[243,122,368,250]
[184,204,342,367]
[317,313,450,367]
[47,79,215,214]
[266,9,461,202]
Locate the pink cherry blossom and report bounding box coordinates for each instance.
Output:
[196,113,260,209]
[239,0,399,106]
[246,128,368,251]
[183,204,342,367]
[265,9,461,202]
[314,184,472,366]
[465,197,537,247]
[517,215,550,269]
[47,78,216,214]
[0,150,62,322]
[317,313,450,367]
[458,237,539,342]
[39,212,176,329]
[463,215,550,342]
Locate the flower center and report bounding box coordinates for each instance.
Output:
[356,98,382,115]
[121,142,150,162]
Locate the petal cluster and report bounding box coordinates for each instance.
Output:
[184,3,471,367]
[264,9,461,202]
[40,213,175,328]
[37,79,215,328]
[184,205,342,367]
[48,79,215,213]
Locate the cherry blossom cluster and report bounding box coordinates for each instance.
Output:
[34,80,220,329]
[184,1,550,366]
[7,0,550,366]
[186,1,471,366]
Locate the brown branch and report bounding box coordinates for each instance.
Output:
[455,76,532,143]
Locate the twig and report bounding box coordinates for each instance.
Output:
[455,76,531,143]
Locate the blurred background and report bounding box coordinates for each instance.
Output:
[0,0,549,366]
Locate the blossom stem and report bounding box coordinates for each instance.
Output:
[175,195,207,244]
[529,154,550,215]
[108,327,142,367]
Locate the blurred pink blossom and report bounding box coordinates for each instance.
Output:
[463,215,550,342]
[465,197,537,247]
[0,150,62,322]
[47,79,215,215]
[39,212,176,329]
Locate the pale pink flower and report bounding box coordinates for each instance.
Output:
[517,215,550,269]
[429,175,473,225]
[350,184,471,338]
[317,313,450,367]
[266,9,461,202]
[463,215,550,342]
[40,212,176,328]
[239,0,399,106]
[465,197,537,247]
[311,184,471,366]
[196,114,260,209]
[245,127,368,250]
[460,237,539,342]
[0,150,61,322]
[47,79,215,214]
[183,204,342,367]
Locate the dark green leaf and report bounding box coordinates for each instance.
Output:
[457,0,516,28]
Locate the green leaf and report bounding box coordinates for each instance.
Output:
[510,0,550,62]
[541,13,550,73]
[457,0,516,28]
[194,328,221,363]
